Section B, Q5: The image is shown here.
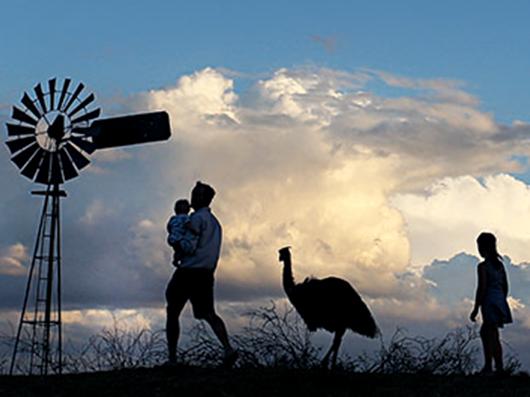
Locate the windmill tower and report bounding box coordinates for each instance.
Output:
[5,78,170,375]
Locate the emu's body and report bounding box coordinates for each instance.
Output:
[279,247,379,368]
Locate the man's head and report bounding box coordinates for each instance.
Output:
[174,199,191,215]
[191,181,216,210]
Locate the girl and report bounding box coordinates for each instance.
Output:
[470,232,512,374]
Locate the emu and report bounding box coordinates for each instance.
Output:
[278,246,379,368]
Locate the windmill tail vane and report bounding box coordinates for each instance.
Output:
[5,77,171,375]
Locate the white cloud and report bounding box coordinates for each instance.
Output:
[0,243,28,276]
[128,218,172,276]
[140,67,239,129]
[79,200,115,226]
[393,174,530,268]
[92,148,133,163]
[61,308,162,330]
[127,67,530,302]
[5,65,530,366]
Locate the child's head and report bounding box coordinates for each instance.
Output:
[174,199,190,215]
[476,232,500,260]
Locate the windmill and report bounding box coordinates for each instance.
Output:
[5,78,171,375]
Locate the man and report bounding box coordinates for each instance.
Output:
[165,181,237,367]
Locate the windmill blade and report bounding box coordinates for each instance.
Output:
[35,152,51,184]
[64,142,90,170]
[62,82,84,113]
[91,111,171,149]
[58,148,79,180]
[5,136,36,154]
[71,108,100,125]
[50,153,64,184]
[70,136,96,154]
[34,83,47,114]
[21,148,45,180]
[11,141,39,169]
[68,93,95,118]
[21,92,42,120]
[48,78,56,110]
[57,78,71,111]
[6,123,35,137]
[12,106,38,126]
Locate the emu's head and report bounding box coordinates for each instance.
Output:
[278,246,291,263]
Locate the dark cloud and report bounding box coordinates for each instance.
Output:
[424,253,530,306]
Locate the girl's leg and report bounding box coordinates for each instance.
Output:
[492,327,504,372]
[480,323,493,371]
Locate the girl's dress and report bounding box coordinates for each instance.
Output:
[481,259,513,327]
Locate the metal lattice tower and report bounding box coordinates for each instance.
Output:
[5,78,170,375]
[10,185,65,375]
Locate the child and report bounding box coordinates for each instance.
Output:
[470,232,513,374]
[167,199,199,265]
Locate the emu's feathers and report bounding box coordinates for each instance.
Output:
[289,276,378,337]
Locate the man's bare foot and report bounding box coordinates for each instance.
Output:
[222,349,239,368]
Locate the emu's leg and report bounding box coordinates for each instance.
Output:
[321,329,345,369]
[321,340,334,368]
[330,328,345,369]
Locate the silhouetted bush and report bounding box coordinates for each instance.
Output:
[2,303,522,375]
[177,304,521,374]
[178,303,320,368]
[350,327,479,374]
[63,322,167,372]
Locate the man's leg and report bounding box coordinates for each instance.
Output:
[203,313,231,351]
[192,270,237,366]
[165,271,188,363]
[166,302,186,363]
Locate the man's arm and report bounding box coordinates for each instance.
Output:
[187,212,203,235]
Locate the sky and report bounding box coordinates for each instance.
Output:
[1,1,530,370]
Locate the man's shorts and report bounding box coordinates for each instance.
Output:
[165,268,215,319]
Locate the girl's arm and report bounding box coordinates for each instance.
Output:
[470,263,487,321]
[502,267,509,298]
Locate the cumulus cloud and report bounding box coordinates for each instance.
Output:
[137,67,239,129]
[80,200,114,225]
[135,68,417,299]
[91,148,133,163]
[124,66,530,304]
[3,66,530,368]
[393,174,530,268]
[0,243,28,276]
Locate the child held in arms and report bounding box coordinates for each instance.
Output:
[167,199,199,265]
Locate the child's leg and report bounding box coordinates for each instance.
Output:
[480,323,493,371]
[492,327,503,371]
[172,242,183,265]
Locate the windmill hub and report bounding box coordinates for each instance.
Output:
[36,112,70,152]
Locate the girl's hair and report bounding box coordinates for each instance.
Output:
[476,232,503,268]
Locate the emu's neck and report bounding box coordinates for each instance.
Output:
[282,258,296,296]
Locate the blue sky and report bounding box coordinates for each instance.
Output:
[2,1,530,370]
[1,1,530,122]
